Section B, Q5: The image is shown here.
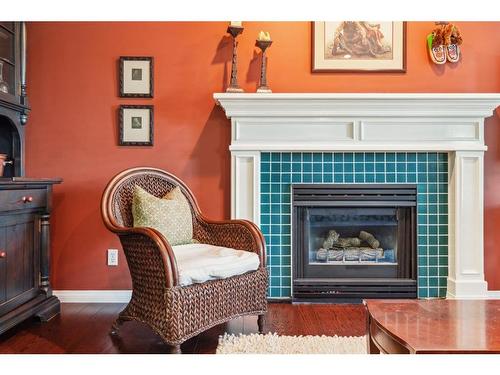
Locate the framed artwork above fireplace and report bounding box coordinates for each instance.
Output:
[312,21,406,72]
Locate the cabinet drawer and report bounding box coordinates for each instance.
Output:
[0,189,47,212]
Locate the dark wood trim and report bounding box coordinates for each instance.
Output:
[119,56,154,98]
[118,105,154,146]
[311,21,407,73]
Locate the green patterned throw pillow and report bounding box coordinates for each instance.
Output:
[132,185,194,246]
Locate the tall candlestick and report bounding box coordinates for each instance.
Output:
[255,38,273,93]
[226,24,244,93]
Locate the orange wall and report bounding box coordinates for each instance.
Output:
[25,22,500,290]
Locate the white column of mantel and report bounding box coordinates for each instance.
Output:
[231,150,260,225]
[447,150,488,298]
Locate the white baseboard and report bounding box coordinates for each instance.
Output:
[53,289,500,303]
[53,290,132,303]
[488,290,500,299]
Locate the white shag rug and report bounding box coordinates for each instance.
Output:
[216,333,367,354]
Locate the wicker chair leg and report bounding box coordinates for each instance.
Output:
[257,314,265,334]
[169,344,182,354]
[110,317,126,336]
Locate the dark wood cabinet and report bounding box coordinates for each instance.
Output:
[0,22,61,335]
[0,179,61,334]
[0,21,28,178]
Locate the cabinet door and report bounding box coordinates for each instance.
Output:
[0,213,40,314]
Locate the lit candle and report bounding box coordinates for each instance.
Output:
[257,31,271,41]
[230,21,242,27]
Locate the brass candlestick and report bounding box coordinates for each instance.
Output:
[255,39,272,93]
[226,25,244,93]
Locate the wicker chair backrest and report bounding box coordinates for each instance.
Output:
[107,168,199,228]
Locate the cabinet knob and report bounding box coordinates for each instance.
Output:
[22,196,33,203]
[0,251,6,258]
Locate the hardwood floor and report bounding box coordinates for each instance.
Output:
[0,302,367,354]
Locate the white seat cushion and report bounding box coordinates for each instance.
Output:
[172,243,260,286]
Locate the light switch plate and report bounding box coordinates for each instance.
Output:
[107,249,119,266]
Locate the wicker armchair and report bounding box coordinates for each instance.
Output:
[101,167,268,353]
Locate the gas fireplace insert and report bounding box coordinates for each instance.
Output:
[292,184,417,301]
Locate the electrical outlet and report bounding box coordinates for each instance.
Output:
[107,249,119,266]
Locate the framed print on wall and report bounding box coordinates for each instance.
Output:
[312,22,406,72]
[119,105,154,146]
[119,56,154,97]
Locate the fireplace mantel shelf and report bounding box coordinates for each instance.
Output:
[214,93,500,118]
[214,92,500,299]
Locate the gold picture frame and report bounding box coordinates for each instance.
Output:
[312,22,406,73]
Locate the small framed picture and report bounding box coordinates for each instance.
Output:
[119,105,154,146]
[119,56,154,97]
[312,22,406,72]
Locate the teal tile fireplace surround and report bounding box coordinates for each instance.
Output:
[260,152,449,299]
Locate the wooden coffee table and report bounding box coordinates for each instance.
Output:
[364,299,500,354]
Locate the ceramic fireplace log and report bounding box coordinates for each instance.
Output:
[359,230,380,249]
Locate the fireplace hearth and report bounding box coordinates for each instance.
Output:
[292,184,417,301]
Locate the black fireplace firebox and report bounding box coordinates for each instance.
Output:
[292,184,417,301]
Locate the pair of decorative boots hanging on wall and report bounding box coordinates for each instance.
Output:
[428,22,463,64]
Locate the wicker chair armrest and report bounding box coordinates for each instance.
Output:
[193,216,266,267]
[112,226,180,288]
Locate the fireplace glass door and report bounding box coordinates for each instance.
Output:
[306,207,398,266]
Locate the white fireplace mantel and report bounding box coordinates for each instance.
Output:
[214,93,500,299]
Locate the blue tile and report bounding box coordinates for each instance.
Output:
[375,163,385,173]
[355,153,364,162]
[334,174,344,183]
[260,152,448,299]
[333,163,344,173]
[428,153,438,162]
[396,174,406,183]
[396,163,406,173]
[355,173,365,182]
